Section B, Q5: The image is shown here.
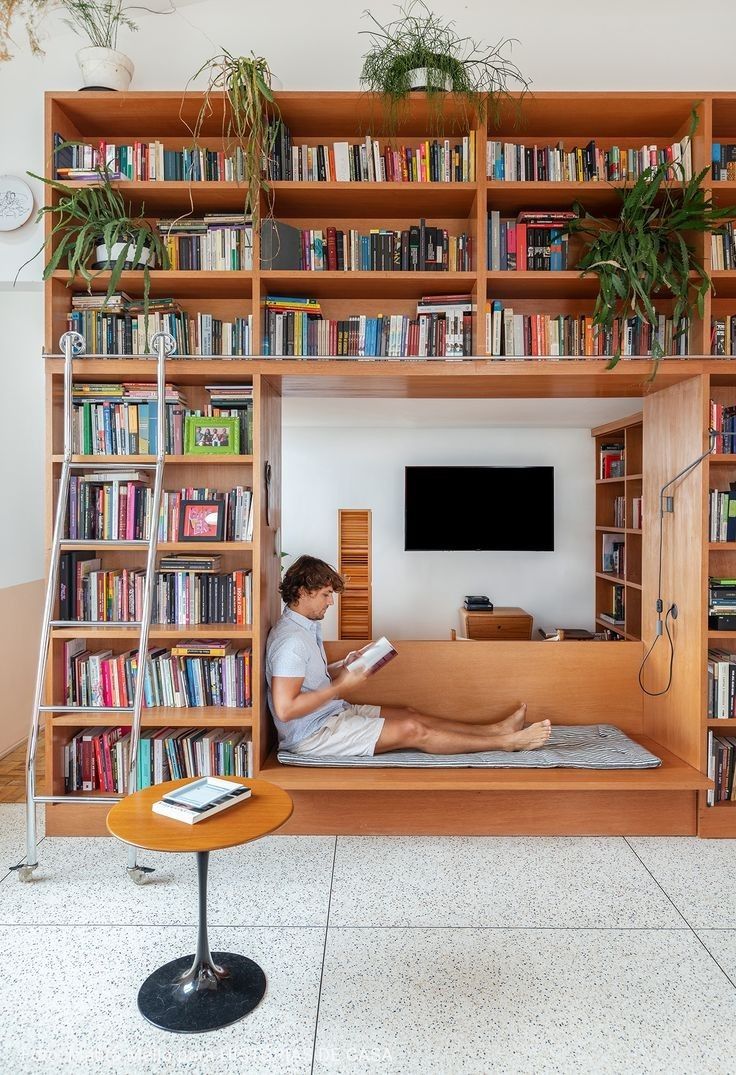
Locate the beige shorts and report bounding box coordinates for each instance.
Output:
[291,704,384,757]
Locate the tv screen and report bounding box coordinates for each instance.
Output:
[404,465,554,551]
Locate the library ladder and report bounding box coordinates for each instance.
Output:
[12,330,177,883]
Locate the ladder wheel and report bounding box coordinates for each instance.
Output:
[17,865,36,883]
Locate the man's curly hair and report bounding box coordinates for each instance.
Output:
[280,555,345,607]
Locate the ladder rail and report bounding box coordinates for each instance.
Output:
[24,331,84,868]
[22,330,176,876]
[124,332,175,802]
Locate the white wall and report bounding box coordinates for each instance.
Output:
[0,0,729,594]
[281,399,627,640]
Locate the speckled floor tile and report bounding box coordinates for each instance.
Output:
[0,834,335,927]
[627,837,736,928]
[0,804,45,881]
[313,927,736,1075]
[695,930,736,984]
[329,836,684,928]
[0,924,322,1075]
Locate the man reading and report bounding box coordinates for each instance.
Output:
[266,555,552,758]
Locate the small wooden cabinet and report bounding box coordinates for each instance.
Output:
[460,607,533,640]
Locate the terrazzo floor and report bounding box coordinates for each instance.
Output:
[0,806,734,1074]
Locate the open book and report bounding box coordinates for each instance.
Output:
[347,636,398,675]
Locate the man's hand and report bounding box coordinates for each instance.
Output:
[333,662,371,692]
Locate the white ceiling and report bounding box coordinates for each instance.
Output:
[282,397,640,429]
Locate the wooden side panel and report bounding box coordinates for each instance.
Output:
[324,639,644,732]
[338,509,372,639]
[642,376,707,765]
[253,375,282,771]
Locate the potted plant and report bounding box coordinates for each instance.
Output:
[569,142,736,376]
[186,50,280,231]
[17,163,169,314]
[1,0,137,90]
[359,1,530,133]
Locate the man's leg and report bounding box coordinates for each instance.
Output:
[374,710,552,755]
[378,703,528,736]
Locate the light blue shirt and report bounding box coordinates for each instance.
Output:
[265,607,347,749]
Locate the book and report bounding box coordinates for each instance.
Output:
[348,636,398,675]
[151,776,251,824]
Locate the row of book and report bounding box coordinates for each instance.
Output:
[158,216,253,272]
[711,317,736,358]
[711,144,736,182]
[485,303,688,358]
[72,389,253,456]
[64,639,252,710]
[608,497,642,529]
[708,577,736,632]
[708,487,736,543]
[53,134,251,183]
[710,225,736,271]
[598,583,626,627]
[266,123,476,184]
[64,481,253,542]
[487,211,574,272]
[261,219,472,273]
[68,306,254,358]
[706,730,736,804]
[599,443,625,479]
[64,725,253,794]
[706,649,736,719]
[60,563,252,626]
[262,295,472,358]
[709,400,736,453]
[486,138,693,183]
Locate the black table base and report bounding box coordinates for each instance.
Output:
[137,850,267,1033]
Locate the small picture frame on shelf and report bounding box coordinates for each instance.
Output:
[184,416,240,455]
[178,500,225,542]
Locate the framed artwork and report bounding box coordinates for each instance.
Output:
[178,500,226,542]
[184,416,240,455]
[0,176,34,232]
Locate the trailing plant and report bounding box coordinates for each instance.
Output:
[17,162,169,326]
[185,50,280,232]
[0,0,136,61]
[569,151,736,376]
[359,1,530,134]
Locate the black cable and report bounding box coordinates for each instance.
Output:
[638,604,676,697]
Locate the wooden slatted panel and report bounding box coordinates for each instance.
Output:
[338,509,372,639]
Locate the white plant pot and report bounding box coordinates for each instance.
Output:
[407,67,453,92]
[77,47,134,92]
[93,241,153,270]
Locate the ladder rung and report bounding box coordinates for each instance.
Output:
[33,794,123,804]
[59,540,150,548]
[68,462,159,471]
[50,621,143,629]
[39,706,135,714]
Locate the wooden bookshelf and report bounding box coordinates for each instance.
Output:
[592,413,644,641]
[40,89,736,836]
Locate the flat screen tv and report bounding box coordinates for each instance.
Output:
[404,465,554,551]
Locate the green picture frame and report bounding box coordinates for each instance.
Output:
[184,416,240,455]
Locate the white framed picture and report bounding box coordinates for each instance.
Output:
[0,175,34,232]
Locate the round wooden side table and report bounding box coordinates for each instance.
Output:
[107,776,293,1034]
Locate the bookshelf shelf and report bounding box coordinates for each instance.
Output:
[51,707,253,728]
[485,270,601,299]
[596,571,626,585]
[596,525,625,533]
[707,719,736,728]
[596,476,626,485]
[52,269,255,299]
[709,455,736,464]
[485,180,630,213]
[260,270,477,300]
[50,624,253,639]
[53,455,253,466]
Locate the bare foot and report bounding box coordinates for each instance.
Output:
[491,703,527,734]
[508,719,552,751]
